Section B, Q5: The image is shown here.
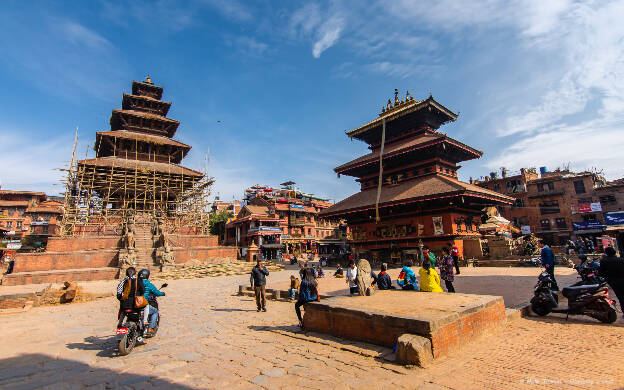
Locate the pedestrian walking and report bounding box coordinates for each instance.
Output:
[599,247,624,316]
[250,258,269,312]
[439,247,455,293]
[540,243,558,290]
[448,242,461,274]
[295,268,320,327]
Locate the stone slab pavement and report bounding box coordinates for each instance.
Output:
[0,269,622,389]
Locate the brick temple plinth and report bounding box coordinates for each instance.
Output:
[302,291,506,359]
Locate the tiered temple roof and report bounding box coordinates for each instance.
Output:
[76,76,203,211]
[321,89,513,218]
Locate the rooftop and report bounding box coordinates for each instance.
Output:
[335,130,481,175]
[0,190,46,196]
[96,130,191,149]
[111,109,179,124]
[346,93,458,142]
[78,156,203,177]
[320,174,513,217]
[0,200,31,207]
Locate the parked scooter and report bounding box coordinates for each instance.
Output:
[530,268,617,323]
[116,282,168,356]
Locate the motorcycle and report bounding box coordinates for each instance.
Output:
[570,256,602,286]
[530,268,617,324]
[116,282,168,356]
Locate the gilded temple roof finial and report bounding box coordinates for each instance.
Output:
[394,88,399,105]
[146,75,152,84]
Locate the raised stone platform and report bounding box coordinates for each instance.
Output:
[1,267,120,286]
[302,291,506,359]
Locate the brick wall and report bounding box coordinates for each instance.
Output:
[170,235,219,247]
[429,301,506,358]
[303,297,506,360]
[13,250,118,273]
[46,236,121,251]
[2,268,119,286]
[173,246,237,263]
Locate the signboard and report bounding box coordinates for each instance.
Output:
[605,212,624,225]
[521,225,531,235]
[6,243,21,249]
[289,204,305,210]
[30,221,49,226]
[572,221,604,231]
[578,203,591,213]
[259,226,282,232]
[432,217,444,235]
[590,202,602,212]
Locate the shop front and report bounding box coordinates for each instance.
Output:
[604,212,624,253]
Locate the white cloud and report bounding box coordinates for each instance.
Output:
[290,2,344,58]
[0,15,126,101]
[61,21,112,49]
[0,128,89,196]
[312,15,344,58]
[488,117,624,180]
[234,36,269,57]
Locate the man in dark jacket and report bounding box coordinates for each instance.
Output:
[599,247,624,315]
[250,259,270,312]
[375,263,394,290]
[540,244,558,290]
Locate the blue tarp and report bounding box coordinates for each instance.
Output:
[572,221,605,231]
[605,212,624,226]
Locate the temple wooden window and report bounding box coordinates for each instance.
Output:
[582,214,597,222]
[540,219,551,230]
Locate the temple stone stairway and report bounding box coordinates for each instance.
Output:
[133,223,156,270]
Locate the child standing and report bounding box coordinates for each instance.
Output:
[439,247,455,293]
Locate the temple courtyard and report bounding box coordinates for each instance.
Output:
[0,267,623,389]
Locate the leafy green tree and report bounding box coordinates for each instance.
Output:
[209,210,233,236]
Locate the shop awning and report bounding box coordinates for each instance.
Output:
[606,224,624,231]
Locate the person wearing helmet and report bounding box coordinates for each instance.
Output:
[139,269,165,335]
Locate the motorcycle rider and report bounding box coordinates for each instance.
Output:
[138,269,165,335]
[116,267,145,327]
[599,247,624,316]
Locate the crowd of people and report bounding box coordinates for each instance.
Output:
[565,237,597,255]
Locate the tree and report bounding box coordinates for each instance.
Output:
[209,210,233,236]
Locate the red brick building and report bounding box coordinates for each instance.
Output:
[223,184,343,260]
[211,200,241,215]
[476,168,620,246]
[0,190,63,249]
[320,91,513,262]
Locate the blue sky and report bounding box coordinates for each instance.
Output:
[1,0,623,203]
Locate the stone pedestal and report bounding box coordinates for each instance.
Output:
[303,291,506,360]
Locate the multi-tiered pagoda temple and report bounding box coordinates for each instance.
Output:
[63,77,211,235]
[320,90,513,262]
